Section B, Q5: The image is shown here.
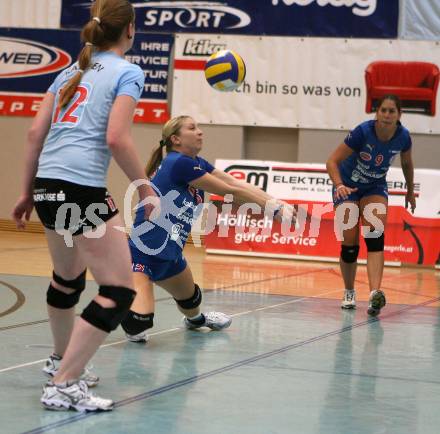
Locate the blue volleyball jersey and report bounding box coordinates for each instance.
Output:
[339,120,412,187]
[37,51,144,187]
[129,151,214,260]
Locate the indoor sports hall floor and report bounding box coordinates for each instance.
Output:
[1,232,440,434]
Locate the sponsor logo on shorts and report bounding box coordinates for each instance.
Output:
[105,195,117,212]
[133,263,145,272]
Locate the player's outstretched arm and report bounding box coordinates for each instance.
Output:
[211,169,273,201]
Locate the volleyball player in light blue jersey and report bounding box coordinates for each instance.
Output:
[327,95,416,317]
[37,51,143,187]
[12,0,156,412]
[121,115,296,343]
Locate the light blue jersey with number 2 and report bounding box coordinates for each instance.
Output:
[37,51,144,187]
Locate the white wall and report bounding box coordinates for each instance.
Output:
[0,0,60,28]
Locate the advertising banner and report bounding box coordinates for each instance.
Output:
[204,160,440,267]
[60,0,398,38]
[400,0,440,41]
[172,34,440,134]
[0,28,172,123]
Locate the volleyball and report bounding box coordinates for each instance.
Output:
[204,49,246,92]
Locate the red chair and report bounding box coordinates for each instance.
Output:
[365,61,439,116]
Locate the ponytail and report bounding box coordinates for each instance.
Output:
[58,0,134,108]
[145,116,191,178]
[145,144,165,178]
[58,44,94,108]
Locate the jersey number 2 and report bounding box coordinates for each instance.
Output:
[53,85,89,124]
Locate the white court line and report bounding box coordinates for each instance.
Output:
[0,288,340,374]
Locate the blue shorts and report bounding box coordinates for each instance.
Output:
[332,183,388,207]
[130,247,187,282]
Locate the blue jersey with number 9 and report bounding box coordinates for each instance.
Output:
[339,120,412,187]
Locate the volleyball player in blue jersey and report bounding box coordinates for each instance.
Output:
[11,0,156,411]
[326,95,416,316]
[121,115,295,343]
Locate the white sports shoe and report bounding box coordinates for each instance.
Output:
[125,331,149,344]
[367,289,386,317]
[341,290,356,309]
[43,354,99,388]
[41,380,113,412]
[183,312,232,331]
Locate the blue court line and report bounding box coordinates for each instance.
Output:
[257,366,440,386]
[22,295,440,434]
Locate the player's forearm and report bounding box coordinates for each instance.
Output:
[401,162,414,192]
[234,179,273,201]
[326,160,343,186]
[21,133,44,196]
[229,185,278,211]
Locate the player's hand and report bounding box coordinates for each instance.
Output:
[405,190,416,214]
[12,194,34,229]
[274,201,297,226]
[334,184,358,200]
[141,186,161,220]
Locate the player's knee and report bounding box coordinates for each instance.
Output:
[121,311,154,335]
[340,245,359,263]
[46,269,87,309]
[80,285,136,333]
[174,284,202,310]
[364,233,384,252]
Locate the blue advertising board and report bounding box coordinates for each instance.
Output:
[0,28,172,122]
[61,0,399,38]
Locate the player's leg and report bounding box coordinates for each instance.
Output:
[158,260,231,331]
[121,271,155,343]
[360,193,388,316]
[41,229,99,386]
[53,213,135,383]
[335,201,360,309]
[44,229,86,357]
[42,214,135,412]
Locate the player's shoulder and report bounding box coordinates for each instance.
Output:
[167,153,205,173]
[396,122,410,139]
[56,62,81,82]
[97,52,142,75]
[196,156,213,169]
[345,120,370,142]
[117,57,143,76]
[173,152,197,166]
[359,119,375,132]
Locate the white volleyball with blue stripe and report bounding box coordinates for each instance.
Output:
[204,49,246,92]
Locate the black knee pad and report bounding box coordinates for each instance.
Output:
[52,270,87,290]
[340,245,360,263]
[174,284,202,310]
[80,285,136,333]
[121,311,154,335]
[47,269,87,309]
[364,233,385,252]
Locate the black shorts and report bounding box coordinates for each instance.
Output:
[34,178,119,236]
